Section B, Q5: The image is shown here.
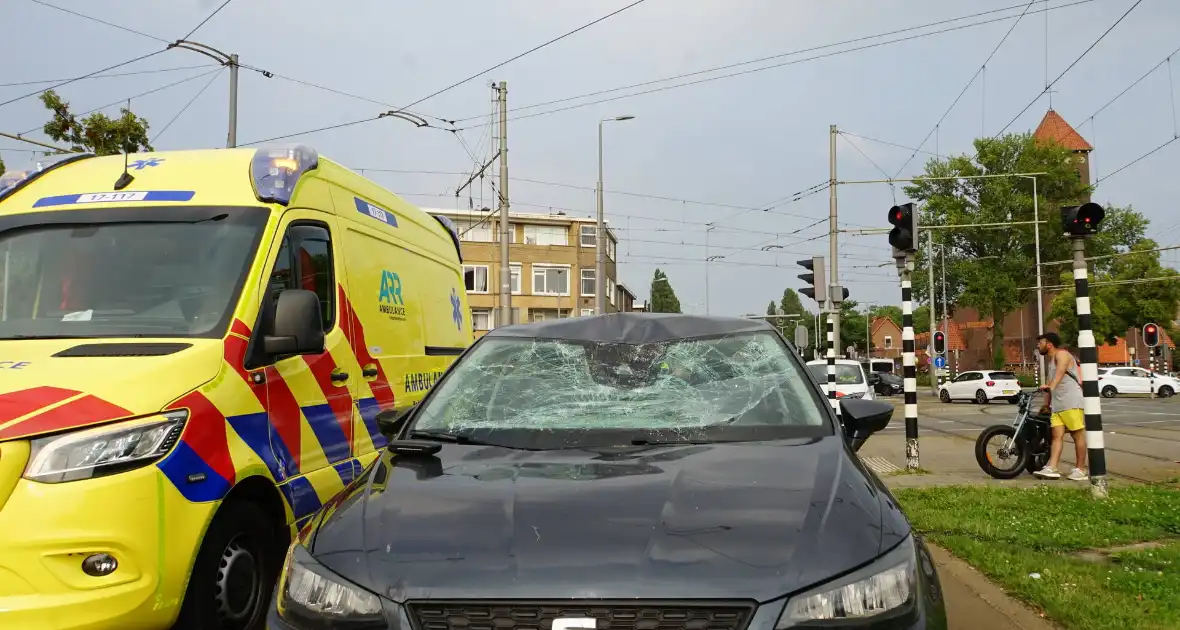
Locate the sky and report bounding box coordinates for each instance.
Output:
[4,0,1180,317]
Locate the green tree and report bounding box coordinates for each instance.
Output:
[1049,239,1180,345]
[649,269,681,313]
[904,133,1139,368]
[39,89,152,155]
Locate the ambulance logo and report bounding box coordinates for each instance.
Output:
[450,288,463,330]
[378,270,406,321]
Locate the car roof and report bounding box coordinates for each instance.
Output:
[806,358,863,366]
[482,312,776,343]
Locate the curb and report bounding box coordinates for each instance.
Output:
[925,542,1061,630]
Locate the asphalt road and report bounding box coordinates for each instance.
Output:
[875,393,1180,481]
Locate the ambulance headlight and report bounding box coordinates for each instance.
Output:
[251,144,319,205]
[23,411,187,483]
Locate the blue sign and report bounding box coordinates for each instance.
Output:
[933,356,947,369]
[450,288,463,330]
[355,197,398,227]
[129,158,165,170]
[1134,359,1141,366]
[33,190,195,207]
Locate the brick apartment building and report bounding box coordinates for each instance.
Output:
[429,207,636,338]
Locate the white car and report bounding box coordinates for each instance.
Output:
[806,359,874,400]
[939,370,1022,404]
[1096,367,1178,398]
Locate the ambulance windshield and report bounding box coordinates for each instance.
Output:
[0,209,265,339]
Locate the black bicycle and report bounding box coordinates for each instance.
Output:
[974,390,1052,479]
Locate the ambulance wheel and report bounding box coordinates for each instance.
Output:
[174,501,279,630]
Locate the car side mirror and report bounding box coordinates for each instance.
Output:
[263,290,325,355]
[840,398,893,452]
[375,404,417,439]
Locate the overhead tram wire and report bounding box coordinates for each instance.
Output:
[26,0,171,43]
[182,0,236,40]
[447,0,1100,131]
[989,0,1144,140]
[250,0,1098,145]
[892,0,1038,179]
[0,64,217,88]
[151,68,226,144]
[394,0,649,113]
[18,67,223,136]
[1079,44,1180,126]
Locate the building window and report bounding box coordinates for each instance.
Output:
[606,235,616,261]
[510,263,522,294]
[884,336,893,349]
[498,221,516,243]
[463,264,489,293]
[454,219,493,243]
[581,309,594,317]
[580,225,597,247]
[523,225,568,246]
[471,309,492,331]
[608,278,616,306]
[532,264,570,296]
[580,268,596,297]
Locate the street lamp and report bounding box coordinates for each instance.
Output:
[597,115,635,315]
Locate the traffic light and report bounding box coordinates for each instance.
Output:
[1144,322,1160,348]
[887,202,918,252]
[796,256,827,304]
[1061,202,1105,238]
[831,286,850,304]
[933,330,946,355]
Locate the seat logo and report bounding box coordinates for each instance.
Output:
[552,618,598,630]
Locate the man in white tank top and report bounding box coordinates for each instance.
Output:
[1034,333,1088,481]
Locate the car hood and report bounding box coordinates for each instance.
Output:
[0,338,224,441]
[307,436,911,603]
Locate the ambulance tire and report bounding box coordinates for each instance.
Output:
[174,501,280,630]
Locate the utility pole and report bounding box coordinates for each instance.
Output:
[926,233,939,395]
[597,115,635,315]
[496,82,512,327]
[829,125,841,356]
[940,245,951,379]
[227,53,239,148]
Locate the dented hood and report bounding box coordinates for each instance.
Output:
[0,338,224,441]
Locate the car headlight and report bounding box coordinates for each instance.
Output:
[23,411,187,483]
[278,544,385,629]
[777,536,917,627]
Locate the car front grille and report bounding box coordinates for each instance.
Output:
[406,601,756,630]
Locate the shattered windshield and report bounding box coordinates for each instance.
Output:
[410,331,829,444]
[807,363,865,385]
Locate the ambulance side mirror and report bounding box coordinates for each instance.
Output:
[263,289,325,356]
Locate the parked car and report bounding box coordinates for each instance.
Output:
[939,370,1022,404]
[806,358,875,400]
[268,314,948,630]
[1096,367,1178,398]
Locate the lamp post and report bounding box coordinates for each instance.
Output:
[597,115,635,315]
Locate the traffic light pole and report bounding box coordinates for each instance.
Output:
[926,233,939,395]
[828,125,842,358]
[1072,237,1108,499]
[901,254,920,471]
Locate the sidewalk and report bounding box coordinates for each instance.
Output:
[930,543,1059,630]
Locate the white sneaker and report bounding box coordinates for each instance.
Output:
[1068,468,1089,481]
[1033,466,1061,479]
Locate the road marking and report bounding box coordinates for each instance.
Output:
[861,456,902,475]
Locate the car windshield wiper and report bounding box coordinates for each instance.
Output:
[408,430,481,444]
[629,435,721,446]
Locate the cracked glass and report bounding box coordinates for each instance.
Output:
[410,331,828,446]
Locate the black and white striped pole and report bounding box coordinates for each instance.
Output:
[900,254,919,470]
[826,311,839,419]
[888,202,920,471]
[1064,203,1108,499]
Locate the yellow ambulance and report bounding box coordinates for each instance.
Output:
[0,146,472,630]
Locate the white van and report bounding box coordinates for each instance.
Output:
[806,358,874,400]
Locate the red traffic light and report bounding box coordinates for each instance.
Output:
[1147,325,1156,333]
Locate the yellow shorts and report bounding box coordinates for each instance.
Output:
[1051,408,1086,432]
